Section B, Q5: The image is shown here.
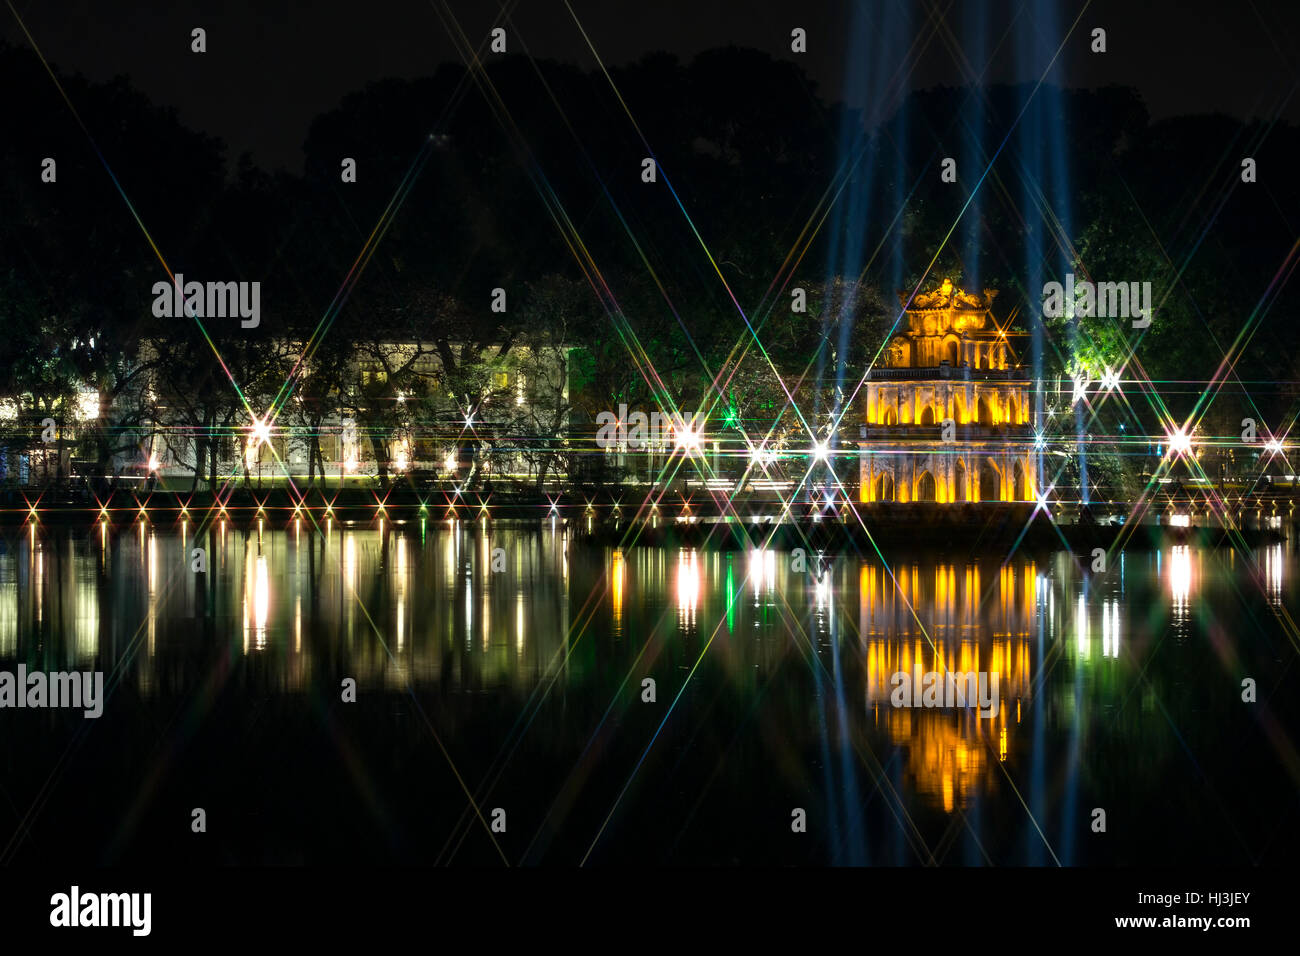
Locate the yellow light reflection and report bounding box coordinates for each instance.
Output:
[243,551,270,650]
[612,549,625,633]
[862,557,1036,811]
[1265,543,1282,606]
[677,550,700,625]
[1170,546,1192,619]
[395,534,408,652]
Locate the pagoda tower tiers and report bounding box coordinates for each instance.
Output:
[858,278,1038,504]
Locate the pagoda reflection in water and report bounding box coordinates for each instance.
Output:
[861,560,1037,811]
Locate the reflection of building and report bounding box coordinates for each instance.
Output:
[859,279,1037,503]
[861,559,1036,811]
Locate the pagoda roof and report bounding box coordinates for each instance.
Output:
[897,278,998,313]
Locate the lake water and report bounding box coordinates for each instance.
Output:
[1,519,1297,865]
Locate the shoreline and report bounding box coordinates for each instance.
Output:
[2,488,1286,552]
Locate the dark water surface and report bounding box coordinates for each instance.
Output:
[1,519,1297,865]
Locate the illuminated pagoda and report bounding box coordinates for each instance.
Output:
[858,278,1037,504]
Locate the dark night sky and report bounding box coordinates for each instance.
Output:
[3,0,1298,172]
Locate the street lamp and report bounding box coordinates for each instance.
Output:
[1167,427,1193,457]
[674,422,700,451]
